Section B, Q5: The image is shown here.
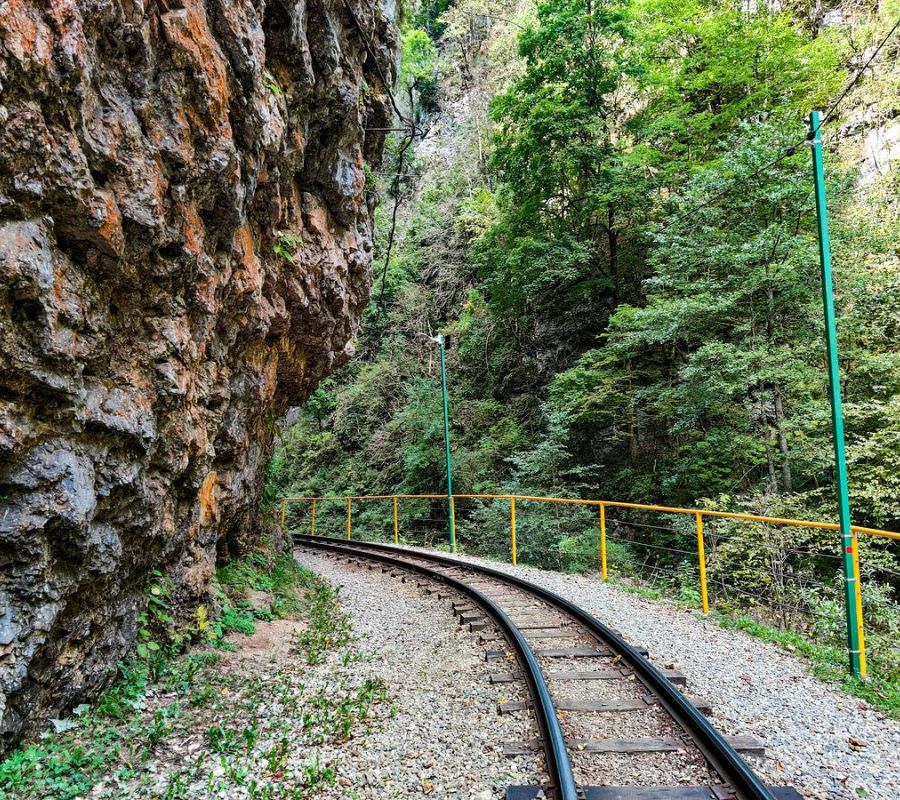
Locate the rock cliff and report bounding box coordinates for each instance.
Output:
[0,0,397,750]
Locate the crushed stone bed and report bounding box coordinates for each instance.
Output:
[294,550,542,799]
[398,546,900,800]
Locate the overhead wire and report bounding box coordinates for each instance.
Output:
[340,0,420,137]
[817,15,900,133]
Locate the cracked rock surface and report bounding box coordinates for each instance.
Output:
[0,0,397,751]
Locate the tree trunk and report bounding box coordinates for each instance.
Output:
[608,206,619,307]
[761,391,777,493]
[773,386,793,493]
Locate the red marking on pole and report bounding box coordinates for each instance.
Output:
[846,546,853,553]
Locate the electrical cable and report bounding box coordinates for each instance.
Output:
[817,15,900,132]
[340,0,416,134]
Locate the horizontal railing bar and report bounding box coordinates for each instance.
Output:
[279,493,899,540]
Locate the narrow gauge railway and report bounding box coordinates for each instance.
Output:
[294,534,804,800]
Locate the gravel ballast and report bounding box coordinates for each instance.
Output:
[294,551,543,799]
[397,546,900,800]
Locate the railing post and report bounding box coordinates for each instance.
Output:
[280,498,287,529]
[310,499,317,536]
[599,503,607,581]
[695,512,709,613]
[851,533,868,677]
[510,496,517,566]
[393,496,399,545]
[346,497,352,541]
[450,496,457,553]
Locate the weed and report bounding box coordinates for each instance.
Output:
[163,772,189,800]
[0,552,380,799]
[263,70,282,96]
[189,684,218,708]
[300,753,335,790]
[242,723,259,751]
[294,581,352,665]
[265,737,290,775]
[219,605,257,637]
[146,704,178,749]
[273,233,302,264]
[207,724,242,755]
[0,737,114,800]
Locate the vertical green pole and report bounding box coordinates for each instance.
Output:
[438,334,456,553]
[809,110,863,678]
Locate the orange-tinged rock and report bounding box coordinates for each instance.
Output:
[0,0,399,754]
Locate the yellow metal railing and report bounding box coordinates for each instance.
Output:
[279,492,900,678]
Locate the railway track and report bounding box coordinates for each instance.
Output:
[294,534,803,800]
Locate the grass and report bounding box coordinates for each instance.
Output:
[294,579,353,665]
[0,545,389,800]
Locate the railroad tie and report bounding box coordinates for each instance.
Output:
[534,645,650,658]
[501,734,765,758]
[521,630,576,640]
[515,622,570,631]
[498,698,651,715]
[549,668,687,687]
[502,737,682,755]
[497,696,712,714]
[484,650,508,662]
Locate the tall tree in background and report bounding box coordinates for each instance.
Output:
[478,0,650,382]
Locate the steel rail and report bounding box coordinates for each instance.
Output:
[296,534,579,800]
[295,534,778,800]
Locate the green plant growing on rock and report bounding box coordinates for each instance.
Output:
[273,232,303,264]
[263,70,282,96]
[363,161,376,191]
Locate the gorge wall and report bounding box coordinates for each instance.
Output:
[0,0,398,750]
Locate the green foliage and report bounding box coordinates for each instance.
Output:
[273,232,303,264]
[263,70,282,97]
[627,0,842,178]
[400,28,439,117]
[294,580,353,665]
[268,0,900,689]
[0,737,112,800]
[0,551,372,799]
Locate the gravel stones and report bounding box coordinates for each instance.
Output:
[294,551,543,798]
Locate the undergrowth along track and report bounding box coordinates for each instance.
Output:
[294,534,803,800]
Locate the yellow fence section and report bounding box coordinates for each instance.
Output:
[279,492,900,679]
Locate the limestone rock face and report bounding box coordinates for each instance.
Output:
[0,0,397,749]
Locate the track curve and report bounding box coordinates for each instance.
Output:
[295,534,796,800]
